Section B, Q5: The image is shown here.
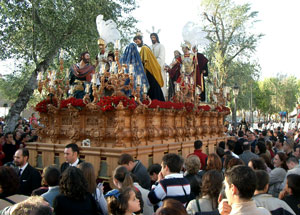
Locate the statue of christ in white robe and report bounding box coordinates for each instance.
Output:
[150,33,167,99]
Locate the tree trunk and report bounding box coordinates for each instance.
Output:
[4,50,58,133]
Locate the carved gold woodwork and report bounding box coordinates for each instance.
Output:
[32,103,230,177]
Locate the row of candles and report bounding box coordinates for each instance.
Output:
[37,69,202,96]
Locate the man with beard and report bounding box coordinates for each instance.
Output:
[69,52,95,99]
[133,35,165,101]
[150,33,167,99]
[14,148,41,196]
[192,46,209,102]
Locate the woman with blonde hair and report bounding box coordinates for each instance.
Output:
[184,155,202,200]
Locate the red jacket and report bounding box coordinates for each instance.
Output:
[188,149,207,170]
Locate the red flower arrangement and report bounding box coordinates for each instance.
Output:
[216,105,231,113]
[35,96,230,113]
[184,102,194,112]
[96,96,137,111]
[35,98,58,113]
[198,105,211,111]
[60,97,86,109]
[142,100,195,111]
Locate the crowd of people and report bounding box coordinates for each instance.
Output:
[1,115,300,214]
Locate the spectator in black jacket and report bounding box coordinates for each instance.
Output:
[118,153,151,190]
[14,148,41,196]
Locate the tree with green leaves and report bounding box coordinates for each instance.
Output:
[200,0,263,125]
[0,0,138,132]
[201,0,263,88]
[252,75,299,121]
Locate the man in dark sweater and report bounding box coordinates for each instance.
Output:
[2,132,17,165]
[118,153,151,190]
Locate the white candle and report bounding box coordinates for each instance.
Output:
[143,85,147,93]
[92,74,97,84]
[137,75,141,86]
[37,72,42,81]
[65,70,69,79]
[196,87,200,95]
[166,73,169,88]
[69,86,74,95]
[115,40,120,49]
[52,71,56,80]
[49,80,55,87]
[85,83,90,93]
[129,64,134,75]
[176,83,180,92]
[110,62,116,74]
[213,95,217,102]
[185,76,189,84]
[190,77,194,85]
[59,49,64,59]
[101,64,106,74]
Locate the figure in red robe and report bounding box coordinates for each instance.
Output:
[193,46,209,102]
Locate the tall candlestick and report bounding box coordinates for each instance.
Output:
[143,84,147,94]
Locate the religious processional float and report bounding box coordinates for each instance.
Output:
[27,16,231,178]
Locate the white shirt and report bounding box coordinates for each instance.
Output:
[230,200,271,215]
[70,158,80,167]
[19,162,29,176]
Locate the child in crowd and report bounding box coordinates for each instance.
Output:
[108,187,140,215]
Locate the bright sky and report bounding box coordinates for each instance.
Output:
[132,0,300,79]
[1,0,299,79]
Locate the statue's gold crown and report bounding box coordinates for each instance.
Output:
[97,38,105,46]
[181,40,191,50]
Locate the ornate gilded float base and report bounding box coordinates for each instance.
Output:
[28,106,230,177]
